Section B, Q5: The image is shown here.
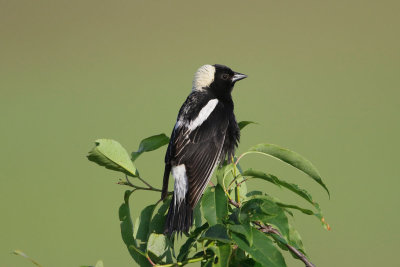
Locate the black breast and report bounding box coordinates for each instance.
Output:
[219,100,240,164]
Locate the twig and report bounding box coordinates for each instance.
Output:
[118,175,164,192]
[137,175,156,189]
[127,174,155,190]
[221,167,234,201]
[236,177,250,187]
[235,180,241,205]
[229,199,241,208]
[146,254,156,266]
[234,152,249,166]
[226,159,247,191]
[253,221,316,267]
[12,250,43,267]
[124,175,135,186]
[118,181,163,192]
[227,174,244,191]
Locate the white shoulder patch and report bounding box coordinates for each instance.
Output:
[171,164,188,205]
[192,65,216,91]
[188,99,218,130]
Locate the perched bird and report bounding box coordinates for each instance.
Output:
[161,64,247,235]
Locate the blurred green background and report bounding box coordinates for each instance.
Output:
[1,0,399,266]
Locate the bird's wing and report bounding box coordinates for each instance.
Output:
[170,101,229,208]
[161,126,176,200]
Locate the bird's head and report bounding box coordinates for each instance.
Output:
[192,64,247,97]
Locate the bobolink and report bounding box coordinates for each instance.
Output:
[161,64,247,235]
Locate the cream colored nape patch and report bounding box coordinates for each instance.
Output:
[192,64,216,91]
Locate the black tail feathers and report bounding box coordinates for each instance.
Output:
[164,195,193,235]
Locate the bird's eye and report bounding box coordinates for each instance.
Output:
[221,74,229,80]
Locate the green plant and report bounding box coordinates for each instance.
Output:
[87,122,330,267]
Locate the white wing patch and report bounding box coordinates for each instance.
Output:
[188,99,218,130]
[172,164,188,205]
[192,65,216,91]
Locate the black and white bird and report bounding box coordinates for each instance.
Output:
[161,64,247,235]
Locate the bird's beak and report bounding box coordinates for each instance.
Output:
[232,72,248,82]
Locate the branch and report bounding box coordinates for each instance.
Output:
[117,175,165,193]
[226,174,244,191]
[229,199,241,208]
[146,254,156,266]
[234,152,247,166]
[236,177,250,187]
[137,175,156,189]
[253,221,316,267]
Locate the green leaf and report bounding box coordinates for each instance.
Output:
[229,247,247,265]
[231,228,286,267]
[230,176,248,203]
[88,139,138,176]
[248,144,329,196]
[238,121,257,130]
[131,134,170,161]
[229,223,253,246]
[245,191,265,199]
[209,243,232,267]
[243,169,321,211]
[201,224,231,243]
[201,257,214,267]
[201,185,228,226]
[95,260,104,267]
[242,170,331,230]
[193,202,203,228]
[146,233,174,263]
[267,223,307,261]
[288,224,306,256]
[118,190,151,266]
[215,164,247,203]
[12,250,43,267]
[216,163,235,189]
[240,198,289,238]
[246,188,328,229]
[177,223,209,261]
[216,244,232,267]
[276,202,314,215]
[134,204,157,250]
[235,258,263,267]
[148,196,171,234]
